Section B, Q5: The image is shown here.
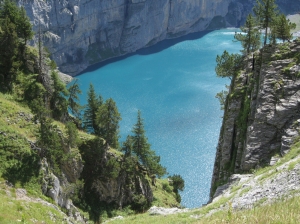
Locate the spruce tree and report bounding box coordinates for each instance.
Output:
[66,121,79,148]
[275,14,296,42]
[50,71,69,121]
[253,0,279,46]
[96,98,121,148]
[132,110,146,157]
[131,110,166,177]
[83,83,103,134]
[234,14,261,54]
[0,0,33,91]
[18,6,33,47]
[68,79,82,117]
[121,136,134,157]
[215,51,242,79]
[0,16,18,91]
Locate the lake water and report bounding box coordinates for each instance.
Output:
[76,29,241,208]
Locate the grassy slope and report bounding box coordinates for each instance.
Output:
[0,93,79,223]
[0,92,180,223]
[0,178,73,224]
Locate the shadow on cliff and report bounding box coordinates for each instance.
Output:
[77,30,213,76]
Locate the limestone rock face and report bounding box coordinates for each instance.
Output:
[18,0,300,76]
[18,0,239,75]
[210,40,300,199]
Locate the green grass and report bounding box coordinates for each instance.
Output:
[151,179,180,208]
[0,180,71,224]
[0,92,38,141]
[107,191,300,224]
[0,92,180,222]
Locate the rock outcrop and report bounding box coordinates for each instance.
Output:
[210,40,300,199]
[211,154,300,211]
[79,139,154,209]
[18,0,300,76]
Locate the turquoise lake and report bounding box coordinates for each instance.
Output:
[76,29,241,208]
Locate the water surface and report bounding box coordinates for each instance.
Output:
[76,29,241,208]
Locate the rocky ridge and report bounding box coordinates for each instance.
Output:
[19,0,300,76]
[210,39,300,199]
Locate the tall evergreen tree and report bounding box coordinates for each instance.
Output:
[18,6,33,47]
[68,79,82,117]
[50,71,69,121]
[0,16,19,91]
[131,110,166,177]
[132,110,146,158]
[234,14,261,54]
[275,14,296,42]
[83,83,103,134]
[215,51,242,79]
[96,98,121,148]
[253,0,279,46]
[66,121,79,148]
[0,0,33,91]
[121,135,134,157]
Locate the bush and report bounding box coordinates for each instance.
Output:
[169,174,185,192]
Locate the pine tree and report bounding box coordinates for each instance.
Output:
[131,110,166,177]
[68,79,82,117]
[132,110,146,157]
[253,0,279,46]
[18,6,33,47]
[234,14,261,54]
[50,71,69,121]
[66,121,78,148]
[96,98,121,148]
[0,0,33,91]
[215,51,242,79]
[121,135,133,157]
[0,16,19,91]
[275,14,296,42]
[83,83,103,134]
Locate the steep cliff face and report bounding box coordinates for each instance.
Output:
[18,0,243,75]
[18,0,300,76]
[210,40,300,199]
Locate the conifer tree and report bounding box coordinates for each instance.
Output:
[131,110,166,177]
[96,98,121,148]
[275,14,296,42]
[234,14,261,54]
[0,16,18,91]
[0,0,33,91]
[83,83,103,134]
[253,0,279,46]
[50,71,69,121]
[18,6,33,47]
[66,121,79,148]
[215,51,242,79]
[122,136,134,157]
[68,79,82,117]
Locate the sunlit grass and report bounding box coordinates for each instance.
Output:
[0,180,70,224]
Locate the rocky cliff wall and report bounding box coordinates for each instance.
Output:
[17,0,254,76]
[18,0,300,76]
[210,40,300,199]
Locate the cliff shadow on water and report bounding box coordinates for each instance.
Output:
[77,30,213,76]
